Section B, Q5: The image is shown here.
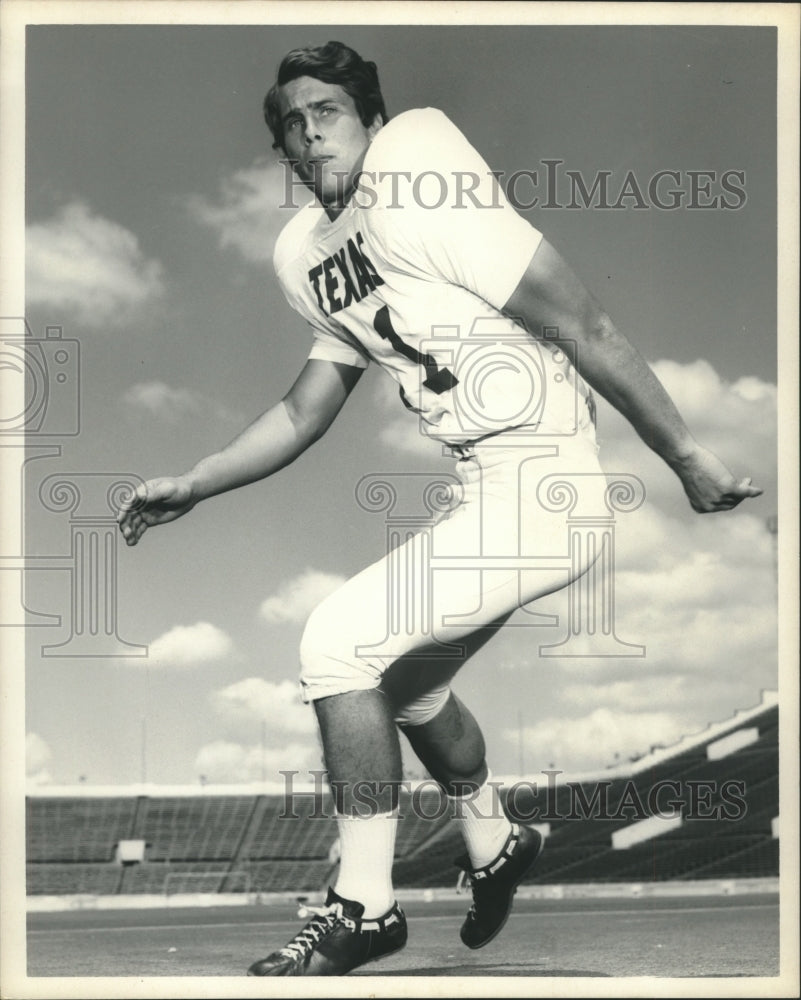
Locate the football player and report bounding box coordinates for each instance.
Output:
[118,41,762,976]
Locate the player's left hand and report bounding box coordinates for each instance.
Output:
[675,444,763,513]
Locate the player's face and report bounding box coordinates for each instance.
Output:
[278,76,382,217]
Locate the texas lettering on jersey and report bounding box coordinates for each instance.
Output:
[306,230,458,399]
[307,231,384,317]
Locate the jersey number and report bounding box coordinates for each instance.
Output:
[373,306,458,395]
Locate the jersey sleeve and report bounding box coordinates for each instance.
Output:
[273,207,371,370]
[307,319,371,369]
[359,108,543,309]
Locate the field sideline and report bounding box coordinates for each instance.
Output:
[25,891,780,983]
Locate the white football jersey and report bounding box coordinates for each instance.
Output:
[274,108,593,445]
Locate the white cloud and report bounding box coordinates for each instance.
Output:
[196,678,319,783]
[561,675,691,713]
[145,621,233,669]
[122,380,240,424]
[122,381,199,419]
[26,201,164,327]
[498,499,776,715]
[549,513,775,655]
[194,739,321,784]
[259,568,346,624]
[211,677,316,736]
[650,359,776,435]
[187,159,312,263]
[506,707,687,772]
[26,732,53,785]
[594,358,777,514]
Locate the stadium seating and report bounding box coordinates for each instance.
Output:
[26,797,137,862]
[136,796,256,861]
[25,698,779,896]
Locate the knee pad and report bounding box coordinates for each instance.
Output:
[298,596,384,703]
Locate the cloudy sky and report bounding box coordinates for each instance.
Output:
[6,8,791,789]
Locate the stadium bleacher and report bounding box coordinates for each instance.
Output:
[26,692,779,897]
[136,795,257,861]
[26,796,137,863]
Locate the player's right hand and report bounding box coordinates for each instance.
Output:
[675,444,763,514]
[116,476,197,546]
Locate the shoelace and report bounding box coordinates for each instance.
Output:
[466,877,480,919]
[279,901,346,959]
[456,872,483,919]
[464,865,505,920]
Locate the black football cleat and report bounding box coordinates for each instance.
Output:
[455,823,544,949]
[246,887,407,976]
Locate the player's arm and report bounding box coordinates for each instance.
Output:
[118,359,363,545]
[504,238,762,513]
[186,358,363,497]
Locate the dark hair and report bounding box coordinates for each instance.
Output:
[264,41,388,153]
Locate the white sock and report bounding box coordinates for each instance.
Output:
[333,810,397,918]
[449,774,512,869]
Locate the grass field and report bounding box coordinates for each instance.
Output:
[26,892,780,980]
